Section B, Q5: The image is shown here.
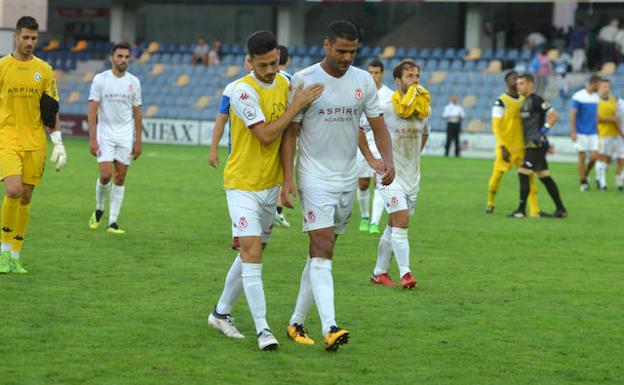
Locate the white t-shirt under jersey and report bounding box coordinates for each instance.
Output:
[88,70,142,142]
[289,63,381,191]
[360,84,394,153]
[377,98,430,195]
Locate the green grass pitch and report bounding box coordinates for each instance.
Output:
[1,138,622,385]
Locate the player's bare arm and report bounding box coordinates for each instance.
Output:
[132,105,142,160]
[209,113,228,167]
[280,122,299,208]
[367,115,395,185]
[358,129,384,174]
[570,108,577,141]
[88,100,100,156]
[421,133,429,151]
[251,83,323,146]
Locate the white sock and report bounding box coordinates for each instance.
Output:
[96,179,112,211]
[215,254,243,315]
[309,258,336,335]
[616,172,624,187]
[370,188,385,225]
[391,227,411,278]
[357,188,370,219]
[1,243,11,252]
[289,257,313,325]
[11,250,20,260]
[109,184,125,225]
[600,162,609,188]
[241,262,269,334]
[373,226,393,275]
[595,161,605,186]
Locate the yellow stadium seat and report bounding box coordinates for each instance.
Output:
[137,51,151,64]
[225,65,240,78]
[43,39,60,52]
[66,91,81,105]
[429,71,447,84]
[82,71,95,83]
[464,48,481,61]
[599,62,616,76]
[466,119,483,133]
[144,105,159,118]
[70,40,88,52]
[193,96,211,109]
[175,74,190,87]
[380,46,396,59]
[462,95,477,108]
[547,49,560,61]
[147,41,160,53]
[149,64,166,76]
[484,60,502,74]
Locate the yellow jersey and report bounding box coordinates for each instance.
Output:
[492,92,524,153]
[597,96,618,138]
[0,54,58,151]
[223,73,288,191]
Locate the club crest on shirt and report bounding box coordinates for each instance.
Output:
[355,88,363,100]
[33,72,42,81]
[244,106,256,120]
[128,84,134,92]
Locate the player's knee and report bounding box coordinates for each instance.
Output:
[359,179,370,190]
[114,174,126,186]
[20,191,33,205]
[100,174,112,185]
[4,185,22,199]
[310,234,335,258]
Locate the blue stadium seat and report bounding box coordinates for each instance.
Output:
[443,48,456,59]
[424,59,438,70]
[406,47,418,58]
[506,48,519,61]
[520,49,532,61]
[450,59,462,71]
[396,47,407,58]
[418,48,431,60]
[482,48,494,60]
[438,59,450,70]
[463,61,476,71]
[456,48,468,59]
[431,48,443,59]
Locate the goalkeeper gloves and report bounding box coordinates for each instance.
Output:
[50,131,67,171]
[540,123,552,134]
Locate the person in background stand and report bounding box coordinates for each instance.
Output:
[442,95,465,157]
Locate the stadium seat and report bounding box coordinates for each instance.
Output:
[65,91,81,105]
[149,64,166,76]
[547,49,560,61]
[225,65,241,78]
[147,41,160,53]
[418,48,431,60]
[70,40,88,53]
[429,71,447,84]
[380,46,397,59]
[43,39,60,52]
[599,62,616,76]
[462,95,477,108]
[175,74,190,87]
[464,48,481,61]
[407,47,419,58]
[482,48,494,60]
[443,48,456,59]
[463,60,476,71]
[450,59,463,71]
[193,96,211,109]
[438,59,451,70]
[431,48,443,59]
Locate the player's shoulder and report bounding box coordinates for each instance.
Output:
[125,71,141,84]
[293,63,320,79]
[92,69,111,82]
[348,65,374,81]
[32,56,54,72]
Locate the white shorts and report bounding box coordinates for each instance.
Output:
[574,134,599,153]
[598,136,624,158]
[299,186,355,234]
[378,185,418,216]
[226,186,279,243]
[97,137,133,165]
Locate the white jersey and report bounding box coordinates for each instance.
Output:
[88,70,142,142]
[378,98,430,195]
[360,84,394,150]
[289,63,381,191]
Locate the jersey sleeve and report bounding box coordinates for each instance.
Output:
[88,75,102,102]
[287,74,304,123]
[133,79,142,107]
[231,83,265,128]
[44,64,59,102]
[571,92,580,110]
[491,98,505,144]
[363,74,381,118]
[535,95,553,115]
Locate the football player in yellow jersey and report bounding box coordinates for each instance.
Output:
[207,30,323,351]
[485,71,541,217]
[595,79,621,190]
[0,16,67,274]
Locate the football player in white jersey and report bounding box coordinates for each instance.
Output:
[369,60,429,289]
[88,43,142,234]
[281,20,395,352]
[357,59,394,234]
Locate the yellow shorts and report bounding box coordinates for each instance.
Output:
[493,149,524,172]
[0,148,47,185]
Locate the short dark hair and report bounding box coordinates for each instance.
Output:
[278,45,289,66]
[519,73,535,83]
[589,74,602,84]
[16,16,38,32]
[110,43,131,55]
[393,59,419,80]
[327,20,358,42]
[504,70,518,82]
[601,78,611,84]
[368,59,384,72]
[247,30,277,57]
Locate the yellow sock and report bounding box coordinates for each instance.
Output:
[487,170,505,207]
[12,202,31,252]
[527,174,541,217]
[1,196,20,246]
